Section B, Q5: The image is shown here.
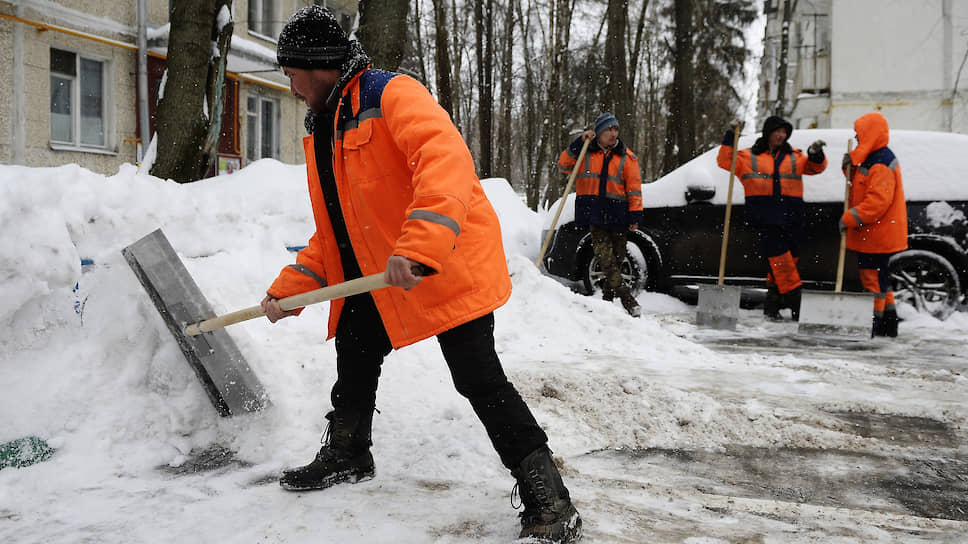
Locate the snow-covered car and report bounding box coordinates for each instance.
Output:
[540,129,968,319]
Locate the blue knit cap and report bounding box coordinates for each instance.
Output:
[593,113,619,136]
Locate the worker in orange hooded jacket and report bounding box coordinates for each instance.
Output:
[260,7,580,543]
[840,112,908,337]
[718,116,828,319]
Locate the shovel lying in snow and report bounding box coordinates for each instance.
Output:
[797,141,873,339]
[123,229,391,416]
[697,122,742,330]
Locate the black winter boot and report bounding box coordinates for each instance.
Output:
[763,285,782,320]
[512,447,582,543]
[882,309,899,337]
[783,287,802,321]
[279,410,375,491]
[619,291,641,318]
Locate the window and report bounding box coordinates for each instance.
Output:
[248,0,280,39]
[246,95,280,161]
[49,48,108,149]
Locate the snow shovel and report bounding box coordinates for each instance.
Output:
[124,229,394,416]
[123,228,270,416]
[696,122,742,330]
[536,136,592,268]
[798,141,873,339]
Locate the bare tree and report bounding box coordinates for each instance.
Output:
[357,0,410,70]
[474,0,495,177]
[431,0,455,115]
[662,0,696,173]
[151,0,232,183]
[539,0,576,207]
[774,0,792,116]
[604,0,633,150]
[495,0,515,180]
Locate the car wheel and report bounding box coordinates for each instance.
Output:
[889,249,962,320]
[580,242,647,296]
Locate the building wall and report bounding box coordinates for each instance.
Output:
[760,0,968,134]
[830,0,968,133]
[0,0,354,175]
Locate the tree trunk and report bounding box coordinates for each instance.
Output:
[357,0,410,70]
[518,0,542,209]
[495,0,515,180]
[663,0,696,172]
[774,0,792,116]
[431,0,454,116]
[151,0,232,183]
[604,0,633,150]
[539,0,575,207]
[474,0,494,177]
[412,0,429,84]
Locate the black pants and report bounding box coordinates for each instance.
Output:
[330,294,548,469]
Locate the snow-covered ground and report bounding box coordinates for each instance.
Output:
[1,161,966,543]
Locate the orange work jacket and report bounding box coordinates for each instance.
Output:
[842,112,908,254]
[717,141,827,225]
[268,69,511,348]
[557,138,643,227]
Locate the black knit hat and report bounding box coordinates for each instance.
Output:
[761,115,793,141]
[276,6,350,69]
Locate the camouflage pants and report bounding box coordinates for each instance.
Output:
[589,225,629,299]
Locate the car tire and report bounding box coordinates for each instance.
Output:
[579,240,651,297]
[889,249,962,320]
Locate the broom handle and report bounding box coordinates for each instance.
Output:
[835,140,854,293]
[717,122,742,286]
[184,273,389,336]
[536,136,593,267]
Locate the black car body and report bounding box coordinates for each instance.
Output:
[541,129,968,319]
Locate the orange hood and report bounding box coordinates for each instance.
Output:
[849,112,890,165]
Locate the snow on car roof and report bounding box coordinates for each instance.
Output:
[645,128,968,207]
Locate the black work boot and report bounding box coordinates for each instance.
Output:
[511,447,582,543]
[619,293,641,318]
[279,409,375,491]
[783,287,802,321]
[763,285,782,320]
[601,284,614,302]
[882,309,899,337]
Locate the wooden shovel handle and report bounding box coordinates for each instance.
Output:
[835,140,854,292]
[184,273,390,336]
[717,122,742,285]
[536,136,593,268]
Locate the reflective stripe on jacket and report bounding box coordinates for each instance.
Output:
[557,137,643,228]
[268,69,511,348]
[842,112,908,254]
[717,143,827,225]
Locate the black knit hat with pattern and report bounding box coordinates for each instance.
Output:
[276,6,350,69]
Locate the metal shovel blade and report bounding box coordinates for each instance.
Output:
[696,284,742,330]
[122,229,269,416]
[797,290,874,340]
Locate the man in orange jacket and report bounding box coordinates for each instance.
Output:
[718,116,827,320]
[261,7,580,543]
[840,112,908,337]
[557,113,643,317]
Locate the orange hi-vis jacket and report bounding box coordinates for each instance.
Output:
[268,69,511,348]
[557,137,643,227]
[842,112,908,254]
[717,141,826,225]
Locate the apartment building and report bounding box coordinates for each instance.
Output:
[759,0,968,133]
[0,0,357,176]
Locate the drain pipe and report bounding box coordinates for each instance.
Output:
[137,0,150,162]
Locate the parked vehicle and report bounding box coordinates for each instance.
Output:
[540,129,968,319]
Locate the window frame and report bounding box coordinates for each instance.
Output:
[246,93,281,163]
[49,47,114,153]
[248,0,280,41]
